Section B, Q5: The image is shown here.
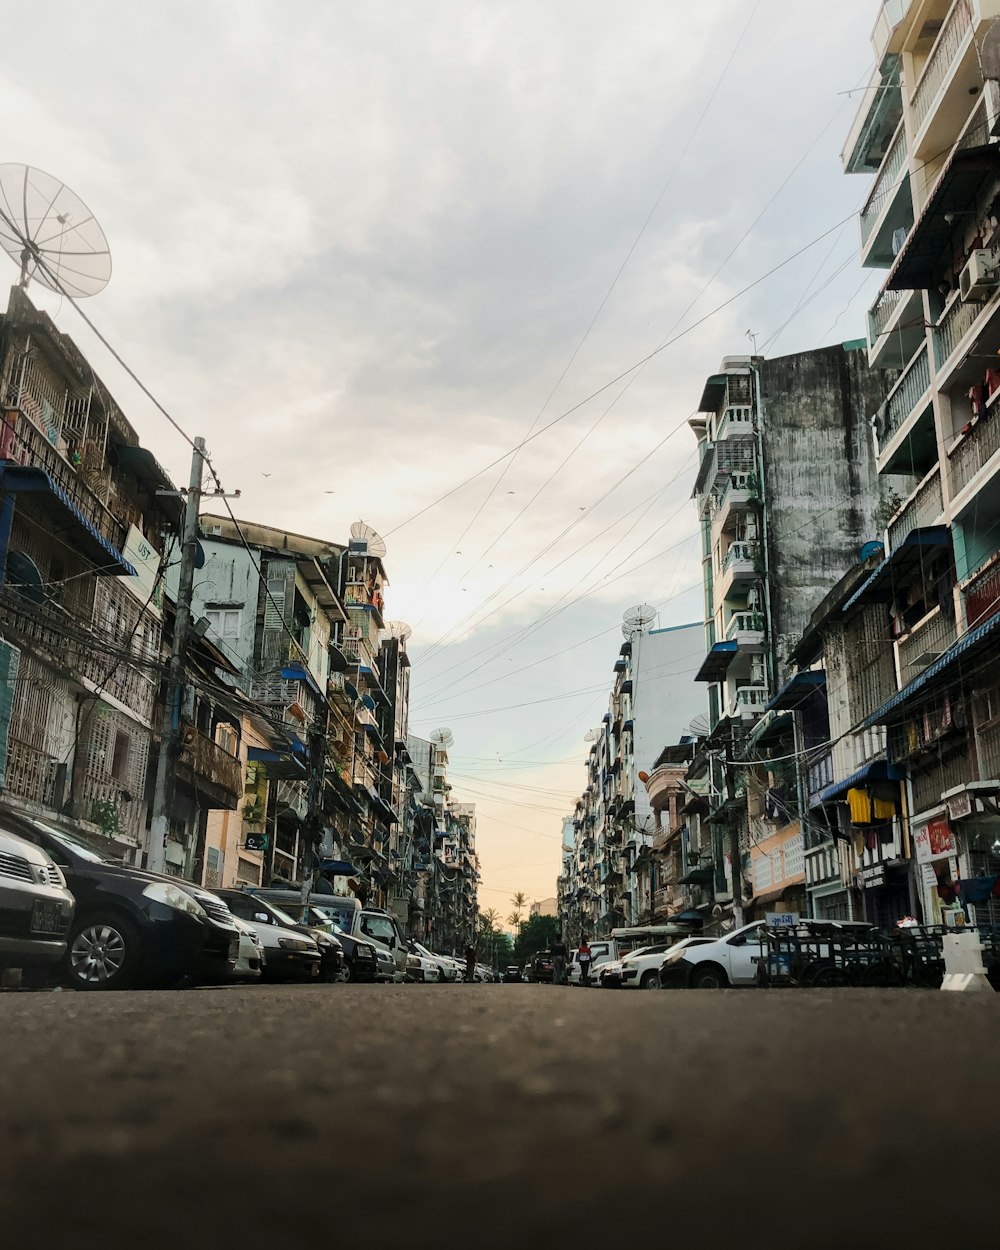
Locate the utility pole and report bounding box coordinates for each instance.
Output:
[300,725,326,909]
[725,730,744,929]
[148,437,205,875]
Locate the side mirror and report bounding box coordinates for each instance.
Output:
[254,912,270,923]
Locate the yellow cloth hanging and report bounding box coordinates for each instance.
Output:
[847,788,872,825]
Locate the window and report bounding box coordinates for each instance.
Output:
[206,609,241,640]
[359,914,397,946]
[216,724,238,757]
[111,730,131,782]
[205,846,224,888]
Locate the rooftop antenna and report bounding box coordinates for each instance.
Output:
[0,164,112,297]
[746,329,759,355]
[350,520,387,559]
[622,603,657,640]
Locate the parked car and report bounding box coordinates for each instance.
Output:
[215,891,323,981]
[502,965,522,983]
[664,919,879,988]
[0,821,76,980]
[598,958,625,988]
[254,897,377,982]
[254,889,408,980]
[8,816,240,990]
[409,940,460,982]
[231,916,265,980]
[619,942,684,990]
[530,949,555,982]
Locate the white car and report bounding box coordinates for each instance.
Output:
[666,919,878,989]
[409,941,461,982]
[231,916,264,979]
[618,942,679,990]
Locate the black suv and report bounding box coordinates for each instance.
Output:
[8,816,240,990]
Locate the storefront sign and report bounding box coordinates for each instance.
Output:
[920,863,938,891]
[766,912,799,927]
[860,864,885,888]
[120,524,163,613]
[914,816,957,864]
[946,791,973,823]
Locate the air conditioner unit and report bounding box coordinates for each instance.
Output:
[960,249,998,301]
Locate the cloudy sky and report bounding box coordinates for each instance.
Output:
[4,0,886,913]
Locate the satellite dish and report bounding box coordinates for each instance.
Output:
[0,164,112,297]
[583,729,596,743]
[430,727,455,749]
[622,603,657,639]
[350,520,387,559]
[388,621,412,642]
[688,714,710,737]
[193,540,206,570]
[860,540,884,562]
[983,21,1000,81]
[5,551,47,604]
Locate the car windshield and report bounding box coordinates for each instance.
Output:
[255,899,298,926]
[35,824,110,864]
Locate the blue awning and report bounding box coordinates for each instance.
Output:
[817,759,905,803]
[280,660,322,698]
[366,787,398,826]
[863,606,1000,725]
[614,657,626,672]
[0,464,136,576]
[766,669,826,711]
[842,526,951,613]
[695,641,737,683]
[320,858,360,876]
[247,743,307,780]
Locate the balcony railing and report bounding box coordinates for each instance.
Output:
[725,611,765,639]
[2,737,57,809]
[729,685,768,718]
[962,554,1000,629]
[860,121,909,244]
[877,344,931,451]
[1,408,127,554]
[934,291,980,371]
[178,728,243,808]
[869,287,907,340]
[910,0,973,135]
[723,541,759,573]
[949,407,1000,497]
[887,467,943,552]
[897,606,958,679]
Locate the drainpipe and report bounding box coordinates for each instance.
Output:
[750,360,776,695]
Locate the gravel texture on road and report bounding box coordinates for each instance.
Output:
[0,985,996,1249]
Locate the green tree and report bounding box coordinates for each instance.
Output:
[513,913,560,964]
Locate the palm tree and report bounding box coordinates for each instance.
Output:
[480,907,501,934]
[507,892,528,932]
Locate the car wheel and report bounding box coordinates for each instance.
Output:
[690,964,728,989]
[340,961,354,983]
[640,970,660,990]
[67,912,142,990]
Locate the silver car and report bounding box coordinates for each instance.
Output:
[0,823,76,977]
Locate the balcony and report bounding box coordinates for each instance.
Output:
[910,0,981,161]
[716,405,754,441]
[0,408,130,563]
[868,286,924,370]
[948,401,1000,502]
[177,727,243,809]
[873,343,935,474]
[727,685,769,721]
[806,749,834,805]
[961,553,1000,628]
[725,610,765,648]
[858,121,913,267]
[712,473,755,536]
[886,465,944,552]
[717,541,759,603]
[896,604,959,679]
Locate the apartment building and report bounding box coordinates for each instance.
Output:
[835,0,1000,925]
[689,346,902,923]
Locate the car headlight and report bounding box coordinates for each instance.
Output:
[406,954,421,969]
[278,936,311,951]
[361,944,377,958]
[143,881,206,917]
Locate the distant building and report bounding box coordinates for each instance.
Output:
[529,896,558,917]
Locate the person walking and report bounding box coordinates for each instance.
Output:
[550,934,568,985]
[576,938,593,987]
[464,942,477,983]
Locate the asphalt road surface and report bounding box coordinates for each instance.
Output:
[1,984,996,1249]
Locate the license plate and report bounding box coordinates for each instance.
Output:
[228,939,239,962]
[30,900,64,935]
